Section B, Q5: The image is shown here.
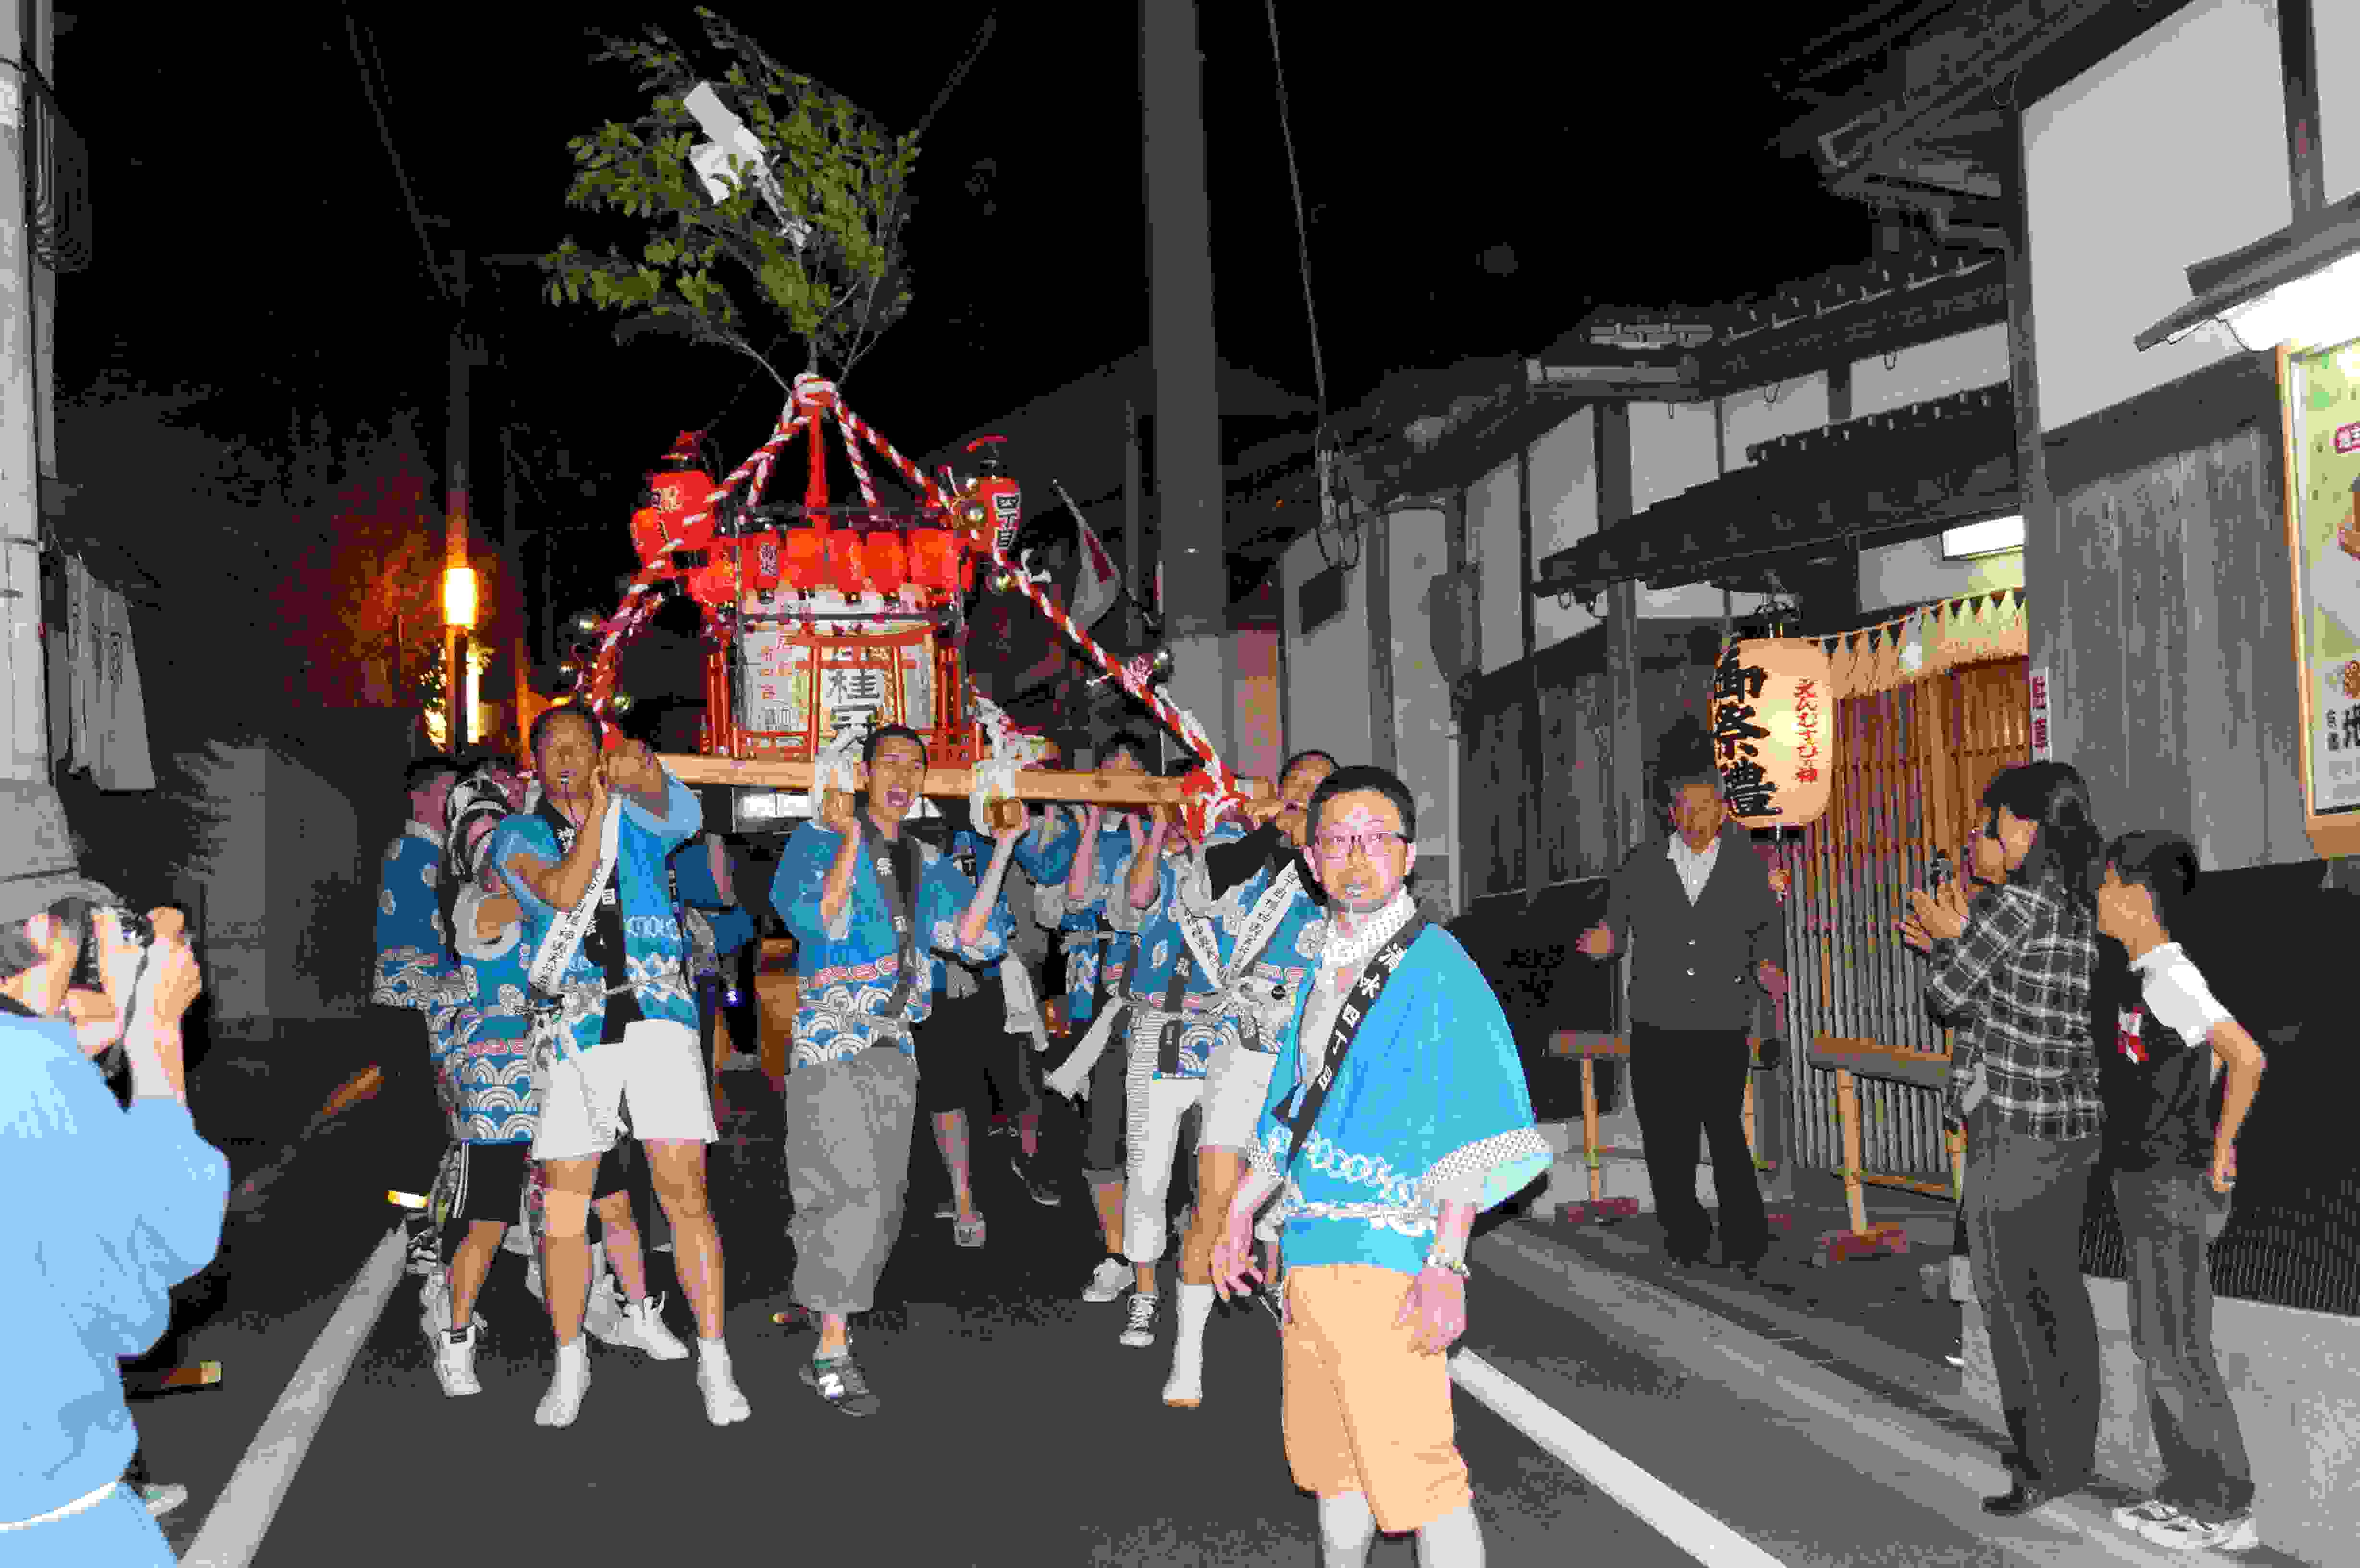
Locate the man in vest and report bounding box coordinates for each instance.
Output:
[1578,770,1789,1272]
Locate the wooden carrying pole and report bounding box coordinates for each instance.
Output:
[659,754,1270,806]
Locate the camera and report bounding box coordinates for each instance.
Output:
[69,905,157,992]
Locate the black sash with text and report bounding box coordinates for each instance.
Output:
[862,818,921,1022]
[1280,915,1427,1176]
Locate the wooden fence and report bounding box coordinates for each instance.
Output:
[1771,658,2030,1190]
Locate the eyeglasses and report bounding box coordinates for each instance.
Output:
[1311,830,1408,860]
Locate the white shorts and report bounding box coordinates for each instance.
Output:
[531,1019,715,1161]
[1199,1038,1278,1152]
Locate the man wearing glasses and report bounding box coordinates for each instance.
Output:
[1209,764,1551,1567]
[1577,770,1789,1273]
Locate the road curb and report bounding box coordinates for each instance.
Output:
[1468,1223,2286,1568]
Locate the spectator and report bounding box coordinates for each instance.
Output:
[1577,770,1788,1273]
[1,882,223,1562]
[1901,760,2108,1518]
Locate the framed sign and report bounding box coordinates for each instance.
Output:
[2279,340,2360,855]
[1710,637,1834,830]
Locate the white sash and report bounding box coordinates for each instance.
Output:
[1043,996,1126,1101]
[528,802,622,998]
[1219,861,1303,983]
[1171,855,1227,984]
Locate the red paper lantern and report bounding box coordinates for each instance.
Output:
[783,529,824,592]
[688,545,739,612]
[825,530,866,596]
[628,506,674,571]
[649,468,717,553]
[863,532,908,595]
[908,529,955,593]
[748,532,784,592]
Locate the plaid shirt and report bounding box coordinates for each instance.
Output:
[1929,880,2105,1140]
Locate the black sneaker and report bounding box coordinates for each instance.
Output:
[1011,1151,1062,1207]
[801,1353,882,1417]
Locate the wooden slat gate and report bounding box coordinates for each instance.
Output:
[1770,658,2030,1195]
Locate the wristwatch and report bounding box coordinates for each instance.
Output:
[1422,1246,1471,1279]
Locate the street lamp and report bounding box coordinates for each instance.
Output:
[444,564,477,749]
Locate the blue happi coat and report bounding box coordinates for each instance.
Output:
[373,822,463,1047]
[671,833,757,958]
[1210,855,1330,1055]
[1115,822,1256,1081]
[769,818,1011,1071]
[486,771,703,1061]
[441,882,539,1145]
[1249,912,1553,1277]
[944,812,1071,980]
[1048,816,1145,1025]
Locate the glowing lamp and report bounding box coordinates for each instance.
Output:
[825,530,866,596]
[1708,637,1834,830]
[784,529,825,592]
[650,468,718,552]
[908,529,956,592]
[443,566,478,629]
[569,610,603,639]
[862,532,908,595]
[628,505,674,570]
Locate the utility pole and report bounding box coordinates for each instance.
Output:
[444,245,476,753]
[1139,0,1230,761]
[0,19,50,791]
[1123,397,1143,653]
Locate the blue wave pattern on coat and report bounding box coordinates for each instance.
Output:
[373,822,464,1046]
[769,819,1010,1071]
[485,772,703,1061]
[1250,925,1554,1276]
[1114,821,1250,1079]
[437,919,539,1145]
[1057,818,1143,1024]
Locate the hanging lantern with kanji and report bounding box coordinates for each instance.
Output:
[1709,636,1834,830]
[628,430,720,571]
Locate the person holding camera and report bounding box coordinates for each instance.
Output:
[490,705,745,1430]
[767,723,1020,1417]
[1900,760,2108,1518]
[1,882,222,1563]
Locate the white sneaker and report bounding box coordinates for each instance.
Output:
[582,1279,631,1349]
[434,1325,482,1397]
[534,1342,591,1427]
[1120,1292,1161,1348]
[696,1344,752,1426]
[613,1293,691,1361]
[1082,1256,1132,1303]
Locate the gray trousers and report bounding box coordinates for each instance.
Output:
[783,1047,919,1317]
[1964,1102,2103,1494]
[2114,1165,2254,1522]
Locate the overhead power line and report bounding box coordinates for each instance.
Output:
[339,10,452,307]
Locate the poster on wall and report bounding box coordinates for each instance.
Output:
[2282,340,2360,830]
[1709,637,1833,830]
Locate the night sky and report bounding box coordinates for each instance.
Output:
[58,2,1872,625]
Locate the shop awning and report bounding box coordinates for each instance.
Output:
[1531,383,2017,599]
[2137,194,2360,351]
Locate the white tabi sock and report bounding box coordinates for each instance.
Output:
[1175,1282,1216,1352]
[696,1335,729,1367]
[1415,1505,1485,1568]
[1318,1492,1376,1568]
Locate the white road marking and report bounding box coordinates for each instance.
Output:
[1450,1349,1790,1567]
[181,1224,410,1568]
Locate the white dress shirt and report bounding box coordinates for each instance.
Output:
[1668,833,1721,906]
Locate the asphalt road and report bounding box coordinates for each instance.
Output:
[127,1056,2205,1567]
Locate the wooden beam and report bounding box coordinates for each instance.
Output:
[1597,402,1645,855]
[2005,104,2060,767]
[659,755,1270,804]
[1702,271,2005,399]
[2280,0,2324,221]
[1367,505,1398,772]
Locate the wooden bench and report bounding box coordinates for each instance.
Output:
[1545,1030,1785,1225]
[1806,1035,1963,1266]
